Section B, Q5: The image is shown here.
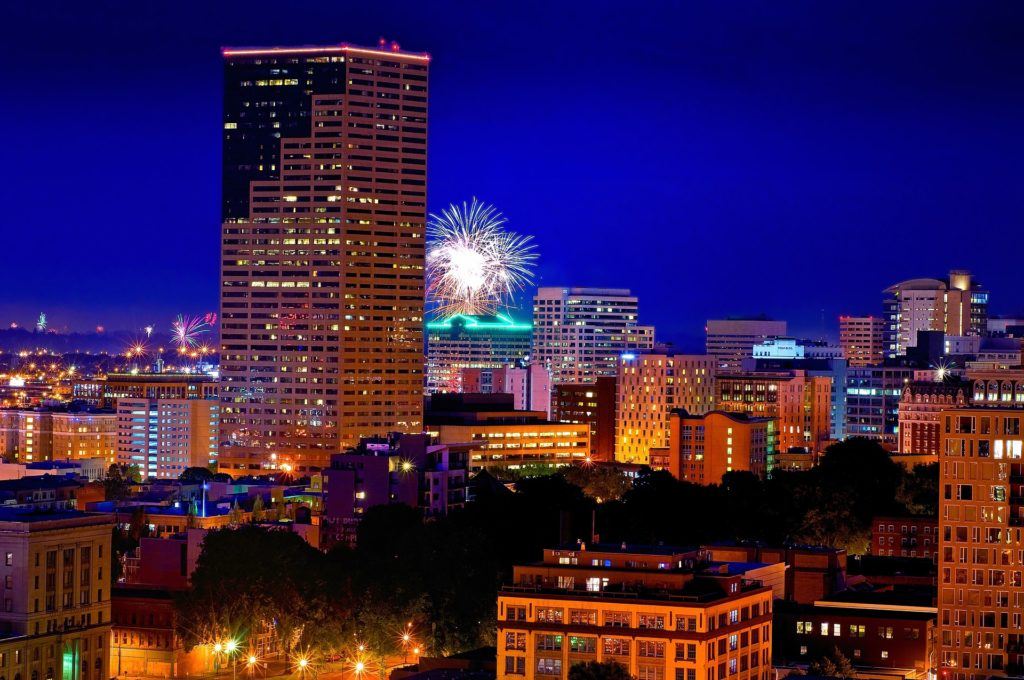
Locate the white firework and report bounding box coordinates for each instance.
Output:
[426,198,538,317]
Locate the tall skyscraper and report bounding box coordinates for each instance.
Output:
[938,406,1024,680]
[883,270,989,358]
[839,315,885,367]
[425,313,532,394]
[705,318,787,370]
[218,43,429,474]
[531,287,654,385]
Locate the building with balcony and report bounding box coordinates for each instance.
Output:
[321,433,471,546]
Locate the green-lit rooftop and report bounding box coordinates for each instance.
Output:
[426,313,532,332]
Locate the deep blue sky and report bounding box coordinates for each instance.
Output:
[4,1,1023,349]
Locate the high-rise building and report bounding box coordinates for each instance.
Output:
[706,319,787,370]
[651,410,775,484]
[552,377,617,462]
[938,406,1024,680]
[116,397,219,480]
[532,288,654,385]
[883,270,989,358]
[218,43,430,473]
[846,365,920,445]
[839,316,885,367]
[615,353,716,464]
[426,314,532,394]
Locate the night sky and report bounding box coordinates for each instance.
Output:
[4,1,1023,349]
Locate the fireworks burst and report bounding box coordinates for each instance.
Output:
[171,314,211,351]
[426,198,537,317]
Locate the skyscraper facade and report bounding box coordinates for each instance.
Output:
[839,315,885,367]
[705,319,787,370]
[938,406,1024,680]
[531,287,654,385]
[219,43,429,473]
[883,270,989,358]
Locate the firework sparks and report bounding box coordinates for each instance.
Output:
[426,198,537,317]
[171,314,211,351]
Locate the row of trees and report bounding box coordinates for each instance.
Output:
[174,438,937,659]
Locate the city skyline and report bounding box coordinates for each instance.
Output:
[5,1,1024,347]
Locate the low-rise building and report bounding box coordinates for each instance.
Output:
[657,411,776,484]
[871,516,939,561]
[497,543,773,680]
[0,406,116,465]
[774,587,935,678]
[0,509,113,680]
[703,544,847,605]
[427,394,589,470]
[111,587,213,678]
[462,364,552,417]
[321,434,471,547]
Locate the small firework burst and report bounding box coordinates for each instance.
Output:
[171,314,211,351]
[426,198,537,317]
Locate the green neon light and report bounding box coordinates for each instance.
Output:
[426,312,532,332]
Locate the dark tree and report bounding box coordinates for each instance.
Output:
[175,526,333,658]
[569,661,634,680]
[807,648,857,678]
[179,467,214,483]
[103,464,139,500]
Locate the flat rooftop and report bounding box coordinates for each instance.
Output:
[221,42,430,60]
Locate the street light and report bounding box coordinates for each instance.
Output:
[225,639,239,680]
